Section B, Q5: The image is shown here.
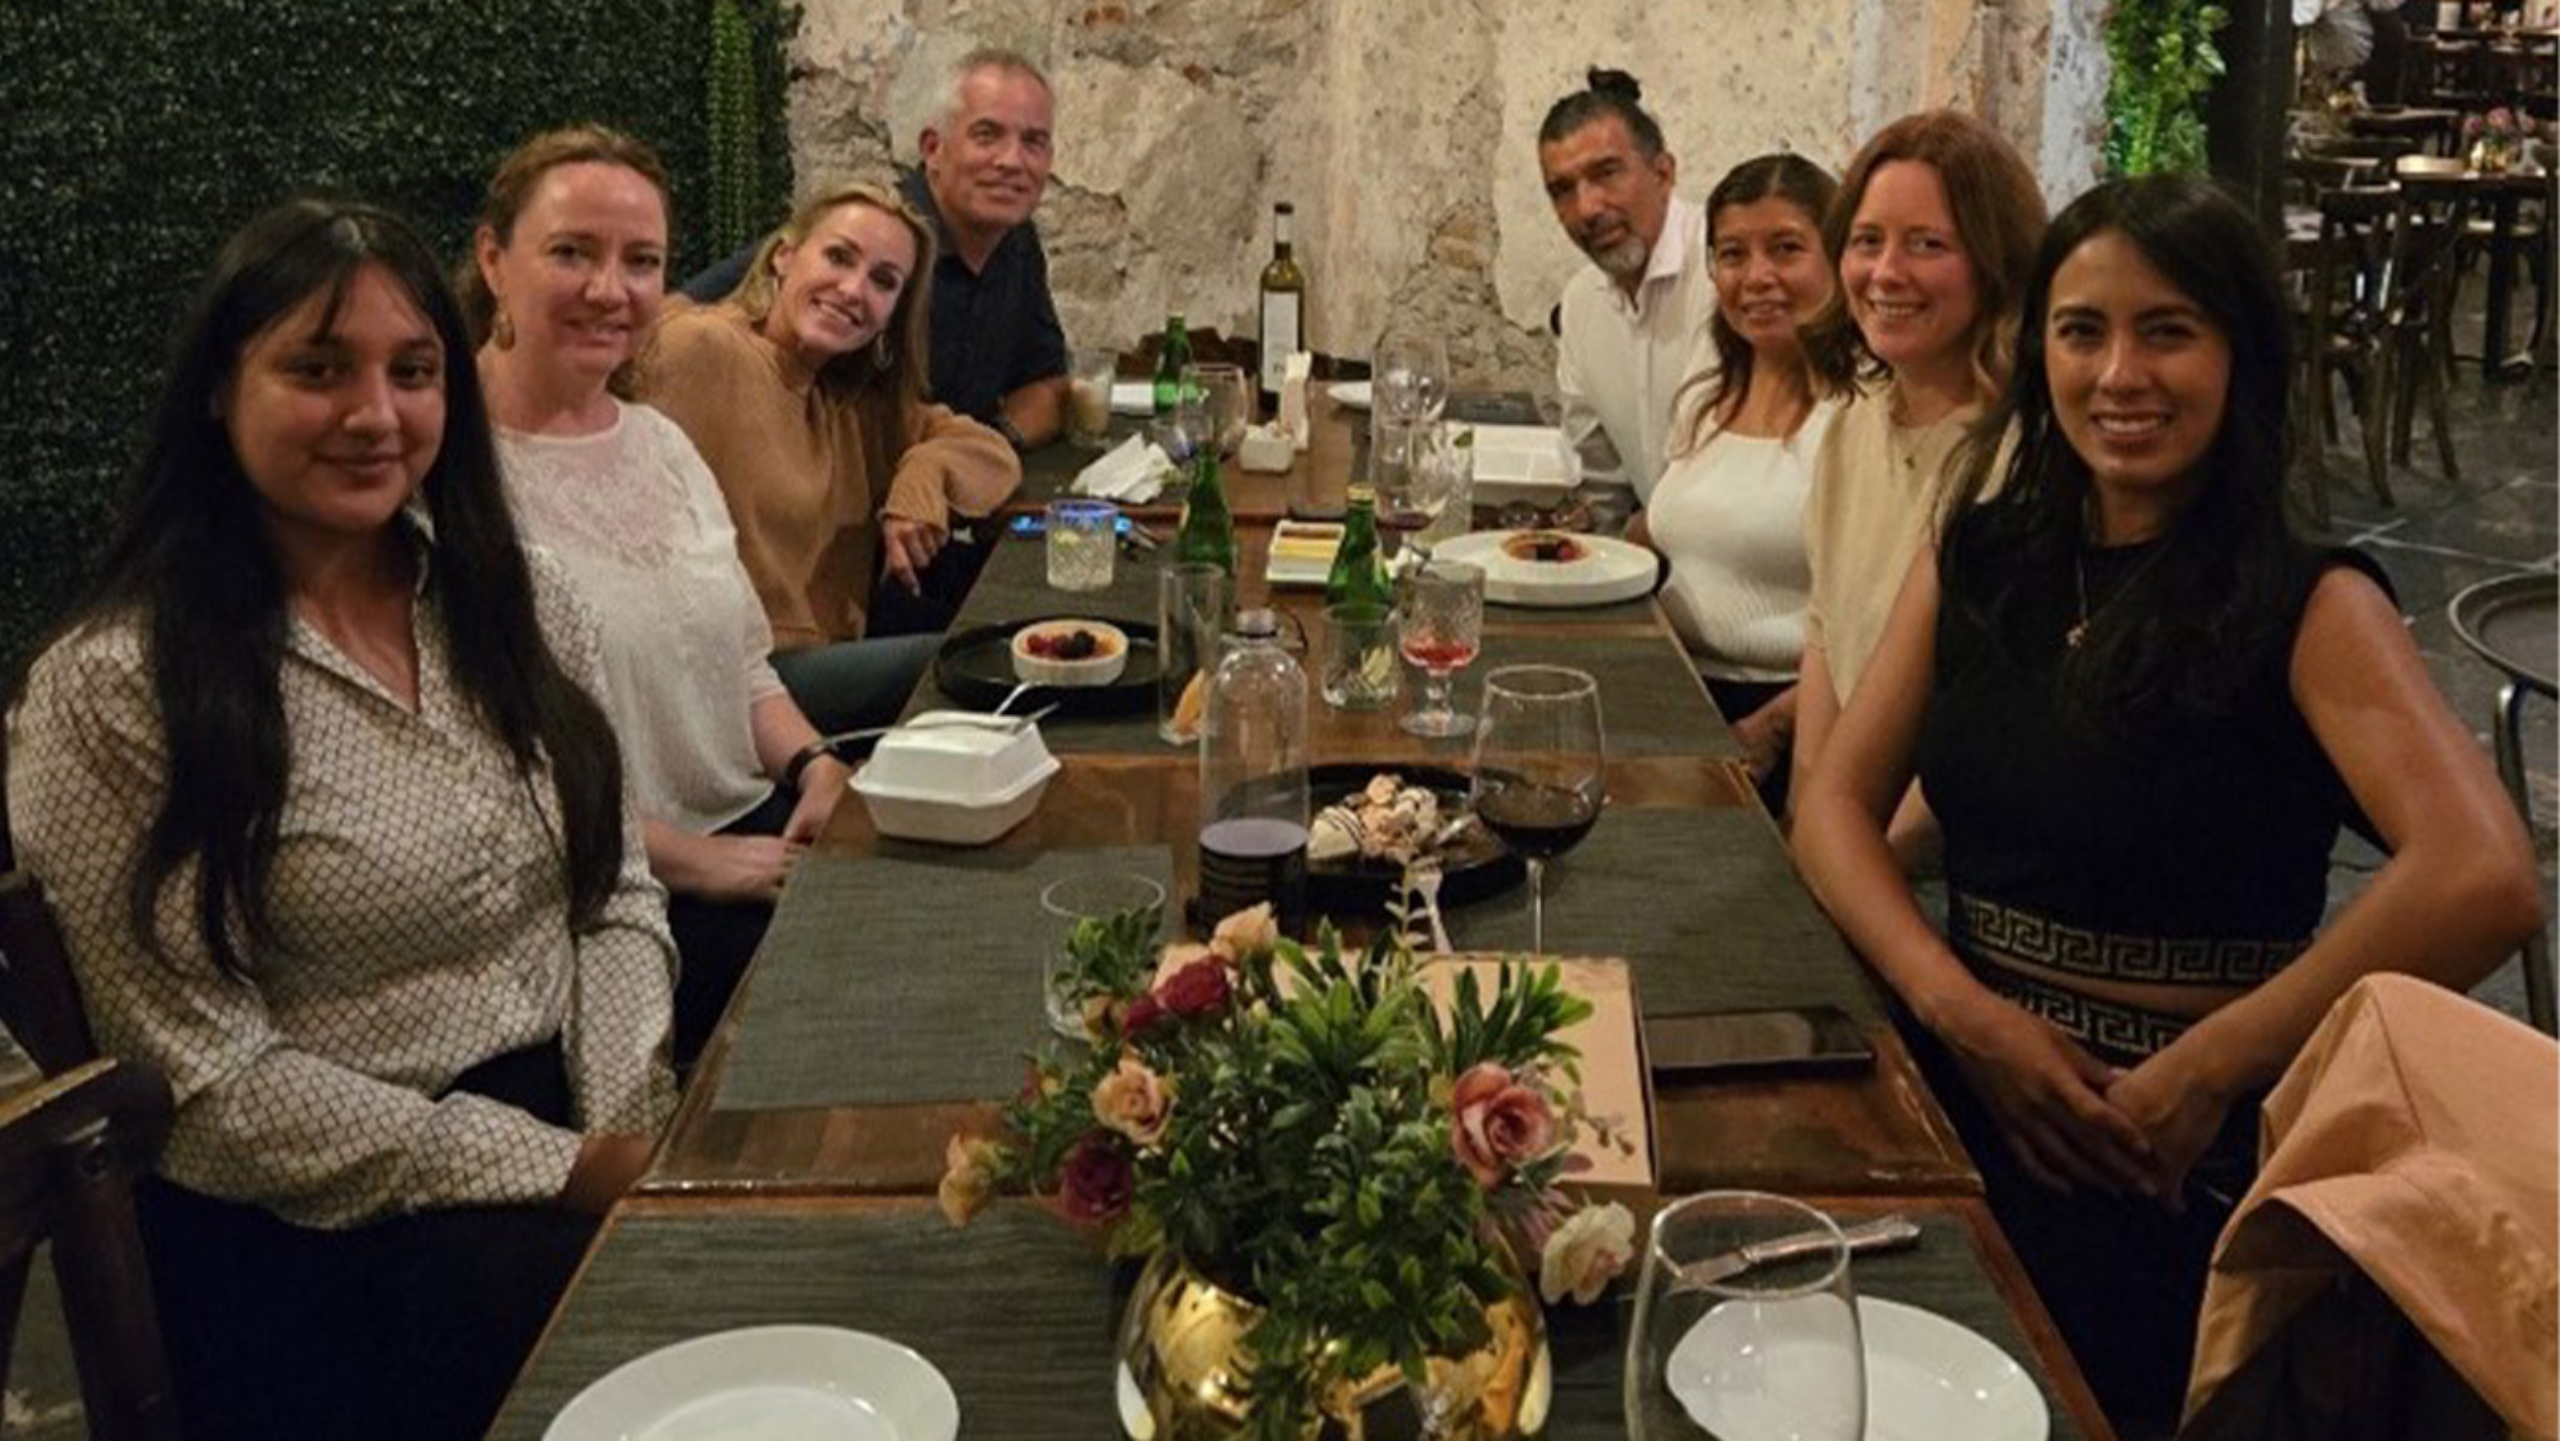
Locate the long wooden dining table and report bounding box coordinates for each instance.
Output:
[492,405,2121,1440]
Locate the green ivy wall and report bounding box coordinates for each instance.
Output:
[0,0,796,670]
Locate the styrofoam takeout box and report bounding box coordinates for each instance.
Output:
[850,713,1060,845]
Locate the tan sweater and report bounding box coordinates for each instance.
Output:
[641,303,1020,647]
[1801,382,1983,703]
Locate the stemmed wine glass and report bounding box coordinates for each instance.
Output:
[1397,559,1484,738]
[1468,665,1603,955]
[1372,331,1449,426]
[1182,362,1252,459]
[1626,1192,1866,1441]
[1375,421,1472,560]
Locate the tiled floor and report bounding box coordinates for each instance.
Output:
[2,290,2553,1439]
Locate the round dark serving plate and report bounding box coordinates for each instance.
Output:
[1304,763,1524,916]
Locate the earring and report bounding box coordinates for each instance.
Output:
[872,340,894,373]
[492,305,516,350]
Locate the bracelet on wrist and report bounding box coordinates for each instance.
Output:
[782,738,837,792]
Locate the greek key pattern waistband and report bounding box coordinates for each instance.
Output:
[1977,968,2191,1062]
[1952,893,2309,988]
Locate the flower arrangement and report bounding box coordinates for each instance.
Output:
[2465,106,2537,171]
[941,902,1636,1438]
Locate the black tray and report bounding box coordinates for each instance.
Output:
[1305,763,1524,917]
[934,618,1163,717]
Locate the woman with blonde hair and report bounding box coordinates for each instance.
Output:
[1788,110,2046,846]
[641,181,1020,734]
[467,125,846,1067]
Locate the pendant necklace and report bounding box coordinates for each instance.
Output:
[2068,549,2093,650]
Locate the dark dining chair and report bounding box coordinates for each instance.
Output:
[0,1057,180,1441]
[2291,183,2408,524]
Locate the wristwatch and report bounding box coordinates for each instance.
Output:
[994,413,1031,453]
[782,738,837,792]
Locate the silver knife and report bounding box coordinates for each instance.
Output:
[1673,1214,1921,1292]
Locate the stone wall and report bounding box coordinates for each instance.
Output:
[781,0,2110,395]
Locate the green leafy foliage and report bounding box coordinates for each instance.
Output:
[978,917,1597,1438]
[0,0,798,672]
[2105,0,2231,177]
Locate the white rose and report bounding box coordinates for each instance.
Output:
[1539,1202,1635,1306]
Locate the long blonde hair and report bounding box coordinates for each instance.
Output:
[722,180,937,426]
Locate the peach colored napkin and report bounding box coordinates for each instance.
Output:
[2184,974,2557,1440]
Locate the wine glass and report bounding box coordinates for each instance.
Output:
[1397,559,1484,738]
[1468,665,1602,955]
[1626,1192,1866,1441]
[1183,362,1251,459]
[1377,421,1472,560]
[1372,331,1449,426]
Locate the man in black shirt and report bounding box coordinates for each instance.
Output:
[682,48,1069,451]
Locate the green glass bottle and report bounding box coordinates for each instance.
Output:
[1173,447,1237,578]
[1152,312,1191,417]
[1324,484,1391,610]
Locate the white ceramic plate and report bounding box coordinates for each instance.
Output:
[1432,529,1657,608]
[1109,380,1156,417]
[1328,379,1373,411]
[1665,1295,2048,1441]
[1464,423,1579,506]
[546,1325,960,1441]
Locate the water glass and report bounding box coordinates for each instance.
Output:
[1372,332,1449,425]
[1039,873,1166,1040]
[1397,559,1484,738]
[1156,561,1228,745]
[1184,362,1252,459]
[1320,601,1401,712]
[1046,498,1118,592]
[1068,346,1117,449]
[1626,1192,1866,1441]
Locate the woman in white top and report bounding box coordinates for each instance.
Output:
[1641,153,1846,812]
[463,126,847,1067]
[1789,111,2047,847]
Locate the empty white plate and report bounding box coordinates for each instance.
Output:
[1666,1295,2048,1441]
[546,1325,960,1441]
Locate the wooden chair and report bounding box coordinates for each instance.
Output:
[2292,184,2407,524]
[2390,172,2482,476]
[2412,37,2484,110]
[0,1058,179,1441]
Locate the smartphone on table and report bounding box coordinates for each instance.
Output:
[1642,1005,1875,1080]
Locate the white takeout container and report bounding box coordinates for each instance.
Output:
[851,712,1060,845]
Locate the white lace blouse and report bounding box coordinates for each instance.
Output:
[498,401,783,834]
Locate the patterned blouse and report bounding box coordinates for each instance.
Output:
[5,534,677,1229]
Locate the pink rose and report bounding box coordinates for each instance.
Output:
[1209,902,1279,961]
[1091,1056,1175,1149]
[1450,1062,1556,1187]
[1152,957,1233,1019]
[1538,1202,1635,1306]
[938,1133,1002,1227]
[1058,1133,1135,1224]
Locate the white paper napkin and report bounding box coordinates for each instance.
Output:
[1070,434,1173,504]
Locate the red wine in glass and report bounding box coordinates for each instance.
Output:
[1474,777,1600,859]
[1401,635,1481,672]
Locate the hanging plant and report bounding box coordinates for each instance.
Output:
[708,0,760,255]
[2104,0,2231,176]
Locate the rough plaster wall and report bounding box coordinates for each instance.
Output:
[783,0,2070,392]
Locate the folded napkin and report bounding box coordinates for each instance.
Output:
[1070,434,1174,503]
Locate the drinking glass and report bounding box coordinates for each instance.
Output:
[1378,421,1472,559]
[1157,561,1228,745]
[1320,601,1401,711]
[1626,1192,1866,1441]
[1039,873,1167,1040]
[1397,559,1484,738]
[1184,362,1252,459]
[1045,497,1117,592]
[1468,665,1602,954]
[1372,331,1449,425]
[1068,346,1118,449]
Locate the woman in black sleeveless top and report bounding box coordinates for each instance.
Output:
[1793,175,2542,1431]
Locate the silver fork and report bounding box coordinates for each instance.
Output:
[1412,864,1453,954]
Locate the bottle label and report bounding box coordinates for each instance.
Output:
[1259,292,1301,393]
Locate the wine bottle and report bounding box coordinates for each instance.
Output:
[1324,484,1390,610]
[1256,203,1305,412]
[1153,312,1191,418]
[1173,447,1237,578]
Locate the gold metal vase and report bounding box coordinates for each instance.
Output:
[1115,1250,1552,1439]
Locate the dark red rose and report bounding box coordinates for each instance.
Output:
[1122,994,1166,1037]
[1058,1133,1135,1223]
[1153,957,1234,1018]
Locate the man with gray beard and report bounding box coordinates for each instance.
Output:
[1537,69,1716,507]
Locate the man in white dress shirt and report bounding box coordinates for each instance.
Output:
[1537,68,1717,507]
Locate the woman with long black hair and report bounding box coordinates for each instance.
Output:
[1794,174,2541,1431]
[6,199,674,1439]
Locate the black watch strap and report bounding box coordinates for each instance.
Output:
[995,414,1030,453]
[782,738,836,791]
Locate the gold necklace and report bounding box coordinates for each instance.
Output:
[2068,549,2093,650]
